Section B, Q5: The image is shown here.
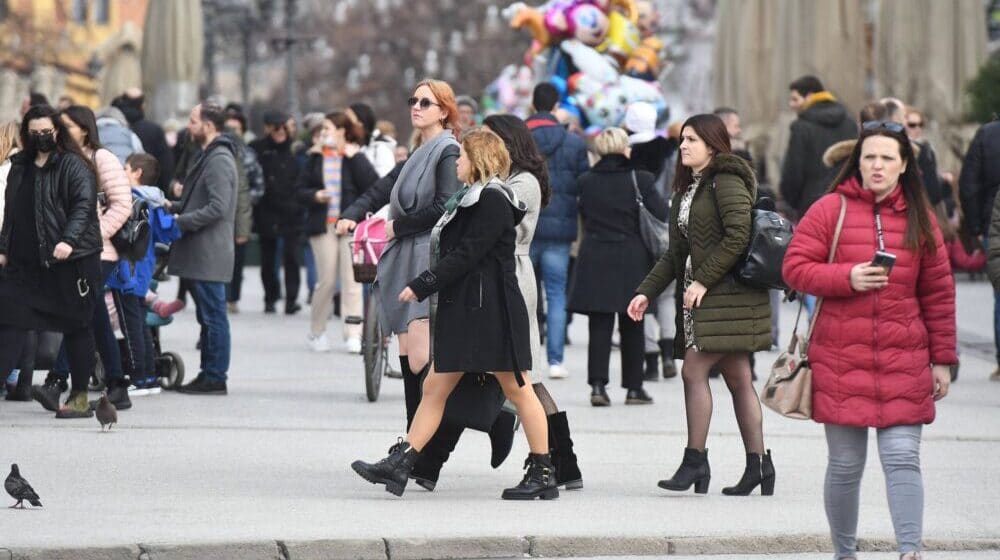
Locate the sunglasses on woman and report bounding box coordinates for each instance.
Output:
[862,120,905,134]
[407,97,440,110]
[906,121,924,129]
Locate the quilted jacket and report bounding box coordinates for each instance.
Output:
[782,177,957,428]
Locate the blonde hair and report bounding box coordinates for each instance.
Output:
[593,127,630,156]
[461,129,510,185]
[0,120,21,161]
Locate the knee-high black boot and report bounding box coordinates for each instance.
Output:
[400,357,424,430]
[410,417,465,491]
[548,411,583,489]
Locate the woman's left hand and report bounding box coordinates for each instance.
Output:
[52,242,73,260]
[399,287,417,302]
[932,365,951,401]
[385,220,395,241]
[344,143,361,157]
[683,280,707,309]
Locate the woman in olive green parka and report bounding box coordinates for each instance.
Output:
[628,114,774,498]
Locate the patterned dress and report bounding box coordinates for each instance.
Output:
[677,174,701,349]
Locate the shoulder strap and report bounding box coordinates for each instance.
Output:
[789,194,847,353]
[631,170,644,206]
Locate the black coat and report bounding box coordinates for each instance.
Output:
[960,121,1000,237]
[0,151,102,264]
[779,98,858,219]
[296,149,379,237]
[115,100,176,191]
[408,184,532,375]
[568,155,668,314]
[630,136,676,180]
[249,136,301,237]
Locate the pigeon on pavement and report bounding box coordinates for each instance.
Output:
[95,393,117,432]
[5,464,42,508]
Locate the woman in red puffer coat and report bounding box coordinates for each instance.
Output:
[782,121,956,560]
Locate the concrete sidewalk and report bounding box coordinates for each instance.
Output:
[1,272,997,558]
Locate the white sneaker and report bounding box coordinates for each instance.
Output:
[308,332,331,353]
[345,336,362,354]
[548,363,569,379]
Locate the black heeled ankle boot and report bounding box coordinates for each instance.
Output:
[643,353,660,382]
[501,453,560,500]
[722,449,775,496]
[410,419,465,491]
[658,339,677,378]
[548,411,582,490]
[658,447,711,494]
[351,438,421,497]
[488,409,518,468]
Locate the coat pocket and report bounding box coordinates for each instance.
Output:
[467,272,484,309]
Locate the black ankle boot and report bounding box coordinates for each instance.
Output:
[501,453,560,500]
[351,438,421,496]
[722,449,775,496]
[548,411,582,490]
[658,339,677,378]
[488,410,518,468]
[643,353,660,382]
[410,419,465,491]
[658,448,711,494]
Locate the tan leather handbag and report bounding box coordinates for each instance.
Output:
[761,195,846,420]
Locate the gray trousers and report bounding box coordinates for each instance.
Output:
[824,424,924,559]
[644,284,675,353]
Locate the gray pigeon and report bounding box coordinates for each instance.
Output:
[5,464,42,508]
[96,393,117,432]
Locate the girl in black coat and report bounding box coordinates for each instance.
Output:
[568,128,668,406]
[0,105,103,419]
[352,130,558,501]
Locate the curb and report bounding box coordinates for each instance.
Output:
[7,535,1000,559]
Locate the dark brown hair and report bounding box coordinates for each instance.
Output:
[21,105,97,176]
[483,114,551,208]
[671,113,731,193]
[126,153,160,185]
[326,111,365,144]
[829,126,937,255]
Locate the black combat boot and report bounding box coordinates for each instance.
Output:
[722,450,775,496]
[351,438,421,497]
[502,453,560,500]
[658,447,711,494]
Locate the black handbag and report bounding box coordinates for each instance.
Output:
[734,197,794,290]
[110,196,151,262]
[632,171,670,259]
[442,372,506,432]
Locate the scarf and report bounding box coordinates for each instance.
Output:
[390,129,458,220]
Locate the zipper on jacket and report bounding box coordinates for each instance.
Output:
[872,205,882,425]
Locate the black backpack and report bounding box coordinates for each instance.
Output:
[110,196,151,262]
[734,198,794,291]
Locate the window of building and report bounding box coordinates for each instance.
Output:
[71,0,87,23]
[95,0,110,24]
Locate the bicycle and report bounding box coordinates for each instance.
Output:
[350,222,399,402]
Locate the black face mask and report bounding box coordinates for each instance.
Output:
[30,133,57,154]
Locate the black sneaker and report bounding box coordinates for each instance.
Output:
[89,381,132,411]
[285,303,302,315]
[178,375,227,395]
[590,384,610,407]
[264,302,277,314]
[625,388,654,405]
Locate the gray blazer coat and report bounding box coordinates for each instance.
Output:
[168,135,238,283]
[508,170,543,370]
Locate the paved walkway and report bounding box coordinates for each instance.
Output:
[1,272,997,559]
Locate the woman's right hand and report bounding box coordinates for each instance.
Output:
[627,294,649,322]
[314,190,331,203]
[0,254,7,267]
[336,219,357,235]
[849,263,889,292]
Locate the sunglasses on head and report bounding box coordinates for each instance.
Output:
[862,120,905,134]
[407,97,440,110]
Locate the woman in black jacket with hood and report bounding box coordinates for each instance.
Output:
[0,105,103,418]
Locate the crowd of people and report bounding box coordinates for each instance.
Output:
[3,67,998,559]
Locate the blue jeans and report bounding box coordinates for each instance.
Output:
[190,280,230,383]
[530,240,571,366]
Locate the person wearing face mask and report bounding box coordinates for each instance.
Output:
[629,114,774,497]
[0,105,104,419]
[783,121,956,560]
[297,111,378,353]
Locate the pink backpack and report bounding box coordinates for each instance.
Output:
[351,213,389,283]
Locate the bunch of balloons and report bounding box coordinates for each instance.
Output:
[499,0,669,130]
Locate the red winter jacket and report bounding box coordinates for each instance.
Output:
[782,177,957,428]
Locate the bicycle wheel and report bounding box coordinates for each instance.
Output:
[363,289,385,402]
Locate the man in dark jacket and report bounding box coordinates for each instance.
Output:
[250,110,302,314]
[223,111,263,314]
[112,89,175,192]
[526,83,590,379]
[170,103,238,395]
[961,119,1000,380]
[779,76,857,220]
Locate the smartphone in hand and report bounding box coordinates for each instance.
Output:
[871,250,897,275]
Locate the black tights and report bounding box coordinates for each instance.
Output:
[681,349,764,454]
[0,327,95,394]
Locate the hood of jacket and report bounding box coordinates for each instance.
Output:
[823,139,856,168]
[799,97,852,129]
[834,175,907,213]
[526,113,571,157]
[700,152,757,190]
